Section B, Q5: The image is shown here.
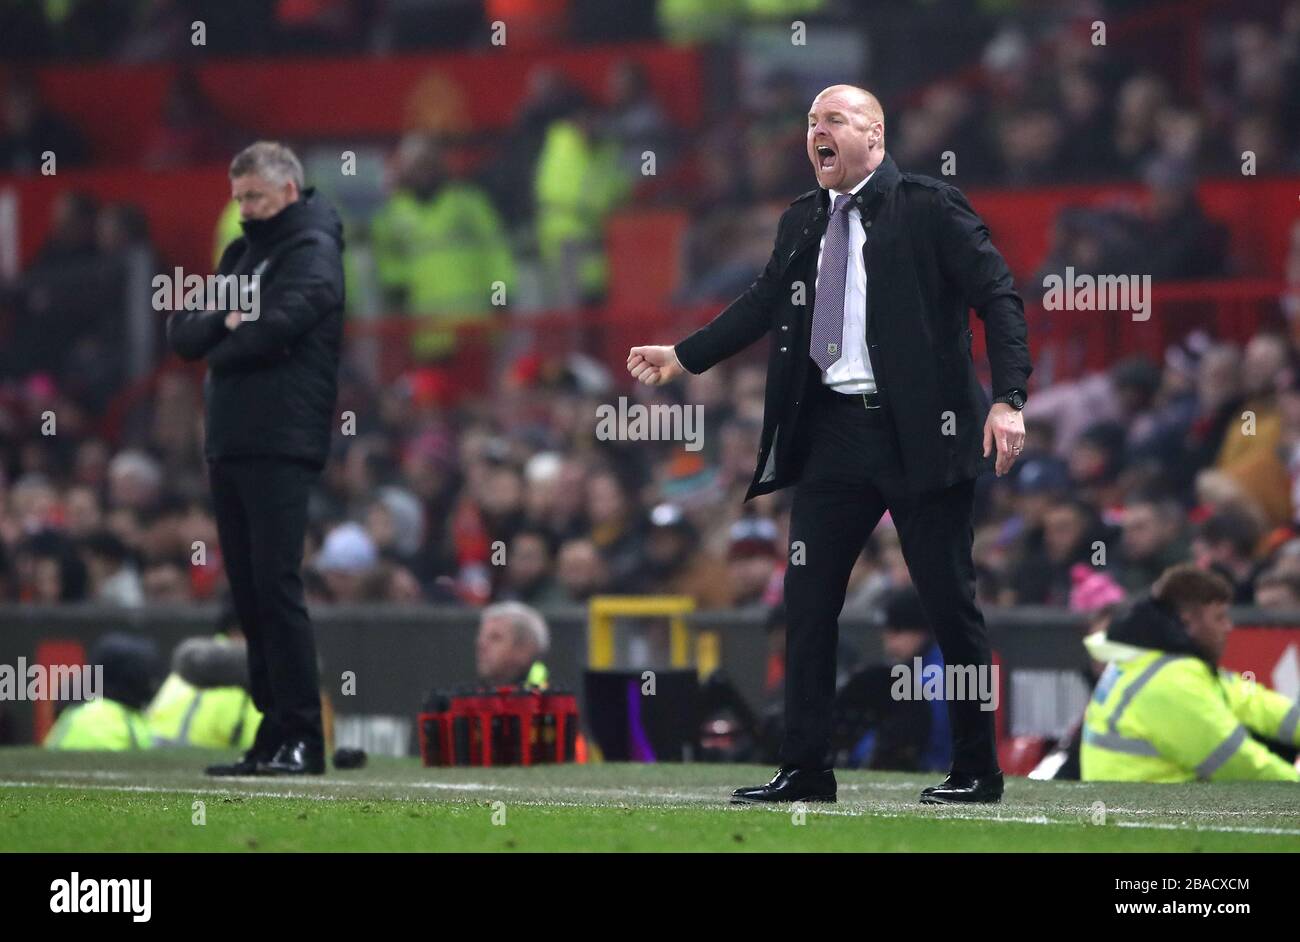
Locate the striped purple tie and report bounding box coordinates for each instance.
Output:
[810,193,852,371]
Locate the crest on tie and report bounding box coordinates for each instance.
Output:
[827,343,838,355]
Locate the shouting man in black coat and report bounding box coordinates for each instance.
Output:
[628,85,1031,804]
[168,141,344,776]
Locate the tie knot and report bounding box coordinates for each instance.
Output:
[832,193,853,214]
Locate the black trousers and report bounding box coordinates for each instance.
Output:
[209,456,323,749]
[780,378,998,774]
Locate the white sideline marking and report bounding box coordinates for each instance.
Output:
[7,769,1294,816]
[11,769,921,790]
[1113,820,1300,837]
[3,774,1300,837]
[785,806,1300,836]
[7,769,726,801]
[0,780,340,800]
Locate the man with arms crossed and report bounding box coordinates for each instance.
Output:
[168,141,344,775]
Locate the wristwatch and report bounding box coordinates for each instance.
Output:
[992,388,1027,410]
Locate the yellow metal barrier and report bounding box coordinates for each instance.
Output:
[587,596,717,676]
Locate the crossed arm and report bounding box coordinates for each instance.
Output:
[165,241,342,371]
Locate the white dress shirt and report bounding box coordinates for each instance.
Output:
[814,170,876,394]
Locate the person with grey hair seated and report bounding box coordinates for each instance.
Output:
[476,602,551,688]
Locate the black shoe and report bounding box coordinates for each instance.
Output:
[731,768,836,804]
[205,745,276,777]
[919,770,1004,805]
[255,739,325,775]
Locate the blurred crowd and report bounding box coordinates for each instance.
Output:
[894,10,1300,185]
[3,0,1300,615]
[8,1,1300,183]
[0,0,659,60]
[6,317,1300,618]
[6,0,1298,327]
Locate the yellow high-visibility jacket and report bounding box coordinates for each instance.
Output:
[213,199,244,268]
[44,698,154,751]
[147,673,261,749]
[1081,632,1300,783]
[525,660,549,689]
[371,183,515,359]
[533,120,629,299]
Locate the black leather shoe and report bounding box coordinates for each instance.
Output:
[205,745,276,777]
[255,739,325,775]
[731,768,836,804]
[919,771,1003,804]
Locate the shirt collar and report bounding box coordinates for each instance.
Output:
[830,169,874,206]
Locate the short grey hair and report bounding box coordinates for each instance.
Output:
[107,449,162,490]
[481,601,550,654]
[229,141,304,189]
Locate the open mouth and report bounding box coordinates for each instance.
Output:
[816,143,837,170]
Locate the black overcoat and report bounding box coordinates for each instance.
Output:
[674,154,1032,501]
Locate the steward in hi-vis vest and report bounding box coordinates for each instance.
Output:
[44,632,161,751]
[148,634,262,749]
[1082,564,1300,783]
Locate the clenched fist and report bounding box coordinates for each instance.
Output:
[627,345,685,386]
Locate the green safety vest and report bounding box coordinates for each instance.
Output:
[44,0,74,26]
[525,660,549,689]
[533,120,629,298]
[371,183,515,359]
[44,698,154,751]
[656,0,823,43]
[656,0,743,43]
[147,673,261,749]
[1081,633,1300,783]
[742,0,825,16]
[213,199,244,268]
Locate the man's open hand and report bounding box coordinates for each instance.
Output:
[627,345,684,386]
[983,402,1026,476]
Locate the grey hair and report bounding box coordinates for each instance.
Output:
[107,449,162,490]
[481,601,550,654]
[229,141,304,189]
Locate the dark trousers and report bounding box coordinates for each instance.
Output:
[209,456,323,749]
[780,378,998,774]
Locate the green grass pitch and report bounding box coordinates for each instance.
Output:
[2,748,1298,852]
